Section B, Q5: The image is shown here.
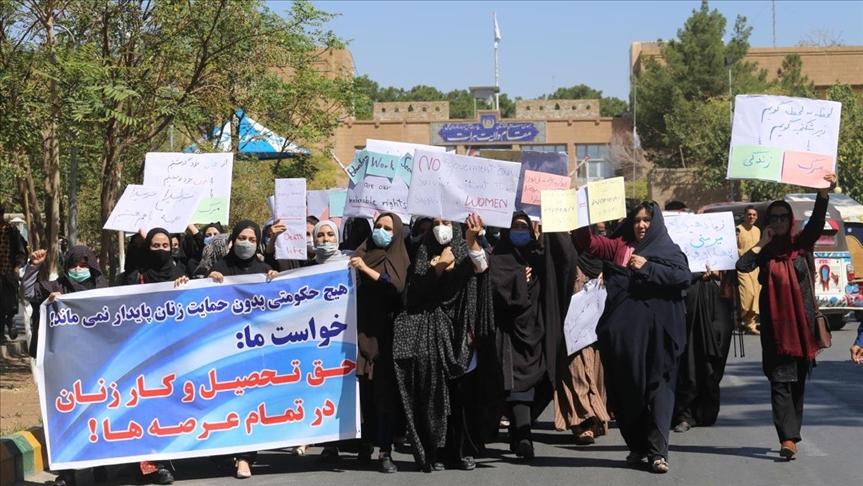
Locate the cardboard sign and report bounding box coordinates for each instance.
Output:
[103,185,204,234]
[273,178,307,260]
[407,150,521,228]
[665,211,738,272]
[540,189,579,233]
[585,177,626,224]
[522,170,572,205]
[365,139,446,186]
[143,153,233,224]
[728,95,841,188]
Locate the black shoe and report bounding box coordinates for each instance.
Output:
[52,476,75,486]
[380,455,398,473]
[673,421,692,433]
[151,468,174,485]
[515,439,535,460]
[358,442,374,463]
[458,456,476,471]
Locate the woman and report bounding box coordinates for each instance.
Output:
[349,212,411,473]
[341,217,371,252]
[177,220,277,479]
[191,234,230,277]
[489,212,547,460]
[393,215,498,472]
[122,228,186,285]
[183,222,224,275]
[552,251,611,445]
[313,220,349,264]
[120,228,181,484]
[22,245,108,486]
[672,266,735,432]
[573,202,690,474]
[736,173,835,460]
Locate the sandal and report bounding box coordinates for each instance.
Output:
[575,428,595,445]
[650,456,669,474]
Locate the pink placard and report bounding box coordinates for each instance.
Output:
[780,151,835,188]
[521,170,571,205]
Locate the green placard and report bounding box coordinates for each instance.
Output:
[728,145,783,182]
[192,197,229,225]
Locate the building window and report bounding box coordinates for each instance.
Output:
[587,160,614,180]
[576,144,610,160]
[523,144,567,154]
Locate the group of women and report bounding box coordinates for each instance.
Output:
[23,172,836,484]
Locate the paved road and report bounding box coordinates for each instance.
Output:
[25,329,862,486]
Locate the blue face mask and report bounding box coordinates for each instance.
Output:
[203,235,216,246]
[372,228,393,248]
[509,229,532,247]
[67,268,91,283]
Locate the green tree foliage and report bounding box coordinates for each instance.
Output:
[544,84,629,117]
[633,0,840,202]
[827,85,863,202]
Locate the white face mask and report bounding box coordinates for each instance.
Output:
[234,240,257,260]
[432,224,453,245]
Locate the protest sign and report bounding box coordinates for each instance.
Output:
[563,279,606,356]
[365,139,446,186]
[274,179,307,260]
[143,153,234,224]
[515,151,569,218]
[328,190,347,218]
[37,261,359,469]
[576,185,590,229]
[307,190,330,220]
[585,177,626,224]
[665,211,737,272]
[103,185,204,234]
[522,171,571,206]
[344,150,411,222]
[407,150,521,228]
[540,189,579,233]
[728,95,842,188]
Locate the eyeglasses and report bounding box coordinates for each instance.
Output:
[768,213,791,223]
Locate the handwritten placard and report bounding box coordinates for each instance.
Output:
[540,189,579,232]
[407,150,521,228]
[274,179,307,260]
[365,139,446,186]
[345,151,367,185]
[585,177,626,224]
[516,151,568,218]
[344,150,411,222]
[665,211,738,272]
[728,95,841,188]
[143,153,233,224]
[563,279,605,356]
[576,185,590,229]
[104,185,204,234]
[522,170,571,205]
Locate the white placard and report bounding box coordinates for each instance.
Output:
[665,211,738,272]
[103,185,204,234]
[730,95,841,155]
[563,279,606,356]
[307,190,329,220]
[273,178,307,260]
[576,185,590,229]
[143,152,233,224]
[407,150,521,228]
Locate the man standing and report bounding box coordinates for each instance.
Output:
[736,206,761,335]
[0,204,28,342]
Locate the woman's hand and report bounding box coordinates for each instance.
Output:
[266,270,279,282]
[29,249,47,266]
[174,275,190,288]
[818,173,837,198]
[349,256,368,272]
[465,213,484,250]
[47,291,62,303]
[186,224,199,235]
[208,271,225,283]
[628,254,647,271]
[757,227,775,248]
[439,247,455,270]
[269,220,286,238]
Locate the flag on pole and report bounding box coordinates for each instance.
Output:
[494,13,502,46]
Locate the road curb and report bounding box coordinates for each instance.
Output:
[0,427,47,486]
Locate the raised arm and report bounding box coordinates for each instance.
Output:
[573,227,623,263]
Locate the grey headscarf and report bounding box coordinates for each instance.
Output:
[194,234,230,276]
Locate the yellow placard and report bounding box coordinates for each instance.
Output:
[586,177,626,224]
[540,188,579,233]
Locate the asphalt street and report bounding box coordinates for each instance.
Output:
[24,329,862,486]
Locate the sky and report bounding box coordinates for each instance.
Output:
[269,1,863,101]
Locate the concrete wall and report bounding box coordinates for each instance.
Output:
[373,102,450,121]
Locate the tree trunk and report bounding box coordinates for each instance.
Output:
[40,0,62,279]
[99,124,123,279]
[16,151,44,251]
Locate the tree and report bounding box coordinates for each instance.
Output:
[545,83,628,116]
[773,54,815,98]
[827,84,863,202]
[797,28,845,48]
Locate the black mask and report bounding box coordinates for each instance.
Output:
[148,249,172,268]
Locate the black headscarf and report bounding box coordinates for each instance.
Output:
[211,220,270,276]
[341,217,371,251]
[140,228,182,283]
[55,245,107,293]
[124,233,147,272]
[354,213,411,293]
